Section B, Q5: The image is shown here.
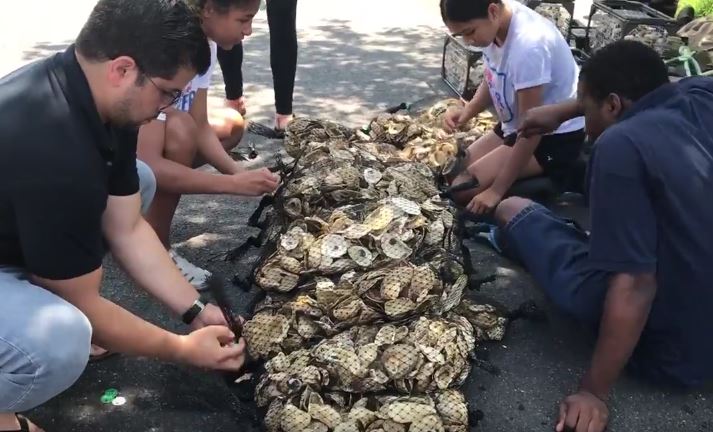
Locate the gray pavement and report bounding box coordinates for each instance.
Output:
[2,1,712,431]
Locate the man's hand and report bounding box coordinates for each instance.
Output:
[191,305,246,331]
[226,96,247,116]
[556,391,609,432]
[229,168,280,196]
[518,104,566,138]
[177,326,247,371]
[466,187,503,215]
[191,304,227,330]
[443,106,467,133]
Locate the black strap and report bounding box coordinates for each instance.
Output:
[181,299,206,325]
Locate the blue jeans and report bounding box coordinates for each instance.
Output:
[501,203,611,328]
[0,160,155,412]
[501,203,700,386]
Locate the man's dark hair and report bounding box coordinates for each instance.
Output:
[76,0,210,79]
[440,0,502,22]
[191,0,260,14]
[579,40,670,103]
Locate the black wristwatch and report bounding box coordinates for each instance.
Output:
[182,299,207,325]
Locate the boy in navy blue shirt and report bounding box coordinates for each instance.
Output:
[497,40,713,432]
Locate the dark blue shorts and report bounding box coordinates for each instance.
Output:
[501,203,610,329]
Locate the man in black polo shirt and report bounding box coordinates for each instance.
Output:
[0,1,248,430]
[496,40,713,432]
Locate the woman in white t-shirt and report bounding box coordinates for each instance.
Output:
[440,0,585,214]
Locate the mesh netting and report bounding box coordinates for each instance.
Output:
[234,100,508,431]
[264,389,469,432]
[253,315,475,403]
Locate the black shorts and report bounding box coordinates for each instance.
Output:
[493,123,585,176]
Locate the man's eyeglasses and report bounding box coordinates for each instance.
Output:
[144,74,183,110]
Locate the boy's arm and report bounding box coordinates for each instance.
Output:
[137,118,237,195]
[190,89,243,175]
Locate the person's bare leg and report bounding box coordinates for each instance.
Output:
[209,106,246,153]
[142,112,199,248]
[464,130,504,165]
[448,130,505,203]
[190,107,246,169]
[0,414,44,432]
[452,145,544,205]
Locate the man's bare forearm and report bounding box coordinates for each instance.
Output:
[34,269,185,362]
[86,295,185,361]
[581,273,656,398]
[108,218,200,316]
[555,99,583,123]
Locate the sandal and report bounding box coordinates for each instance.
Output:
[246,121,281,139]
[1,415,30,432]
[470,222,503,254]
[89,345,118,363]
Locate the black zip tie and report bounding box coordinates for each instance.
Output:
[248,143,258,159]
[225,236,260,262]
[204,273,256,389]
[247,196,275,228]
[469,274,497,290]
[469,407,485,430]
[469,354,501,376]
[441,142,469,180]
[508,300,548,323]
[205,274,242,339]
[440,177,480,199]
[384,102,409,114]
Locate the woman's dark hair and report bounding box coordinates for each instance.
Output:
[76,0,211,79]
[439,0,502,22]
[191,0,261,14]
[579,40,669,103]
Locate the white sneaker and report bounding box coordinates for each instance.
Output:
[169,249,211,290]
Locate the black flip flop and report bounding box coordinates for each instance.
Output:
[246,121,281,139]
[1,415,29,432]
[470,222,503,254]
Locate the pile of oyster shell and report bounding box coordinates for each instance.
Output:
[588,10,670,54]
[534,3,571,38]
[285,104,496,173]
[241,100,508,431]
